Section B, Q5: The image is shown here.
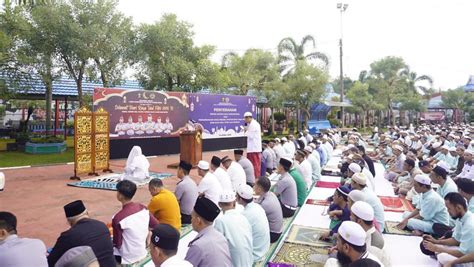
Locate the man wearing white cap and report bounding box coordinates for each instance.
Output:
[244,112,262,178]
[214,190,253,267]
[324,221,383,267]
[236,184,270,262]
[351,173,385,232]
[282,136,295,156]
[197,161,223,205]
[351,201,384,250]
[304,146,322,182]
[397,174,450,235]
[221,156,246,192]
[273,138,285,163]
[348,190,366,208]
[431,146,450,165]
[384,144,406,182]
[446,147,460,171]
[456,149,474,180]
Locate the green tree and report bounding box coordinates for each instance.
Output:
[86,0,134,87]
[332,76,353,95]
[221,49,279,95]
[399,67,433,95]
[277,35,328,75]
[283,61,328,127]
[397,91,426,124]
[135,14,218,92]
[0,1,32,99]
[18,3,62,134]
[346,81,382,128]
[368,56,408,125]
[441,87,470,123]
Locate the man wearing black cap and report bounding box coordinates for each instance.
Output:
[150,224,192,267]
[48,200,115,267]
[234,149,256,186]
[273,157,298,217]
[210,156,233,191]
[174,160,198,225]
[185,196,232,266]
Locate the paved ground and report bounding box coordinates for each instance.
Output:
[0,150,235,247]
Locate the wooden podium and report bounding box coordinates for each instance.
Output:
[168,130,202,168]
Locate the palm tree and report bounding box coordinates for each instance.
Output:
[277,35,328,75]
[399,67,433,95]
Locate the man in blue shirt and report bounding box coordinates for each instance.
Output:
[236,184,270,262]
[397,175,450,236]
[420,192,474,266]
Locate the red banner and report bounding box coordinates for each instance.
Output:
[420,111,445,121]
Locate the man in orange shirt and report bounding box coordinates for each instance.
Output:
[148,179,182,231]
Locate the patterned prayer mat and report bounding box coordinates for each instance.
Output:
[270,243,330,267]
[180,224,194,238]
[305,199,329,206]
[315,181,340,189]
[379,196,415,213]
[285,225,332,247]
[254,213,299,267]
[67,172,173,191]
[384,221,413,236]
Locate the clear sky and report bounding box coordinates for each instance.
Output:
[118,0,474,90]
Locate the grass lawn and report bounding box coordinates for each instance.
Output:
[0,148,74,168]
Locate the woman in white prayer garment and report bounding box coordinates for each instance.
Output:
[120,146,150,183]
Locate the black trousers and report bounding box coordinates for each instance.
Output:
[270,232,282,243]
[280,200,296,218]
[181,213,191,225]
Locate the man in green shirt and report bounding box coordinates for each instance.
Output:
[288,159,308,207]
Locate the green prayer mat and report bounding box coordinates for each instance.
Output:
[270,242,330,267]
[285,225,333,247]
[384,221,413,236]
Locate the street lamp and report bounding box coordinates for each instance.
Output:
[337,3,348,128]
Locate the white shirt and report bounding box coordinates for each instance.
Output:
[226,162,247,191]
[273,145,285,162]
[198,172,223,205]
[300,159,313,189]
[283,142,296,156]
[246,119,262,153]
[113,208,151,264]
[213,167,233,191]
[161,255,193,267]
[457,162,474,180]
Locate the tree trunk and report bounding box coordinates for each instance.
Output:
[95,58,109,88]
[45,79,53,136]
[271,107,275,134]
[167,75,173,91]
[77,76,84,107]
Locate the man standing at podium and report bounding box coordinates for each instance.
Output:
[244,112,262,178]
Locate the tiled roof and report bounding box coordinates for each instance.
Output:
[11,76,143,98]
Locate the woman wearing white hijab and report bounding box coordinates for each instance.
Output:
[121,146,150,183]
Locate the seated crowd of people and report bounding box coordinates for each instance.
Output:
[1,123,473,267]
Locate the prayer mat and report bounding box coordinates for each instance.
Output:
[270,243,330,267]
[321,169,342,177]
[285,225,332,247]
[254,211,300,267]
[305,199,329,206]
[67,172,173,191]
[384,221,413,236]
[379,196,415,213]
[315,181,340,189]
[180,224,194,238]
